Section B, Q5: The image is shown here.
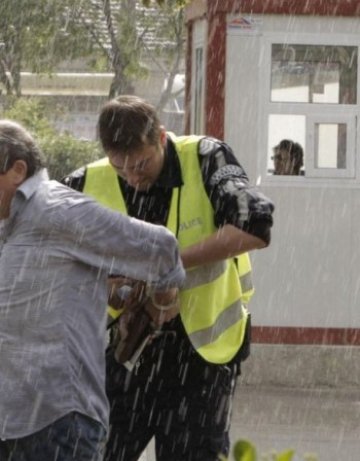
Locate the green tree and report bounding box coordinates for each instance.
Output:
[144,0,186,112]
[0,0,186,107]
[141,0,190,6]
[77,0,186,101]
[78,0,144,97]
[0,0,94,96]
[3,97,102,179]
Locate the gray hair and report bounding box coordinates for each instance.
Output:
[0,120,45,178]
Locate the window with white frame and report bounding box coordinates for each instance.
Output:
[263,39,358,179]
[193,46,204,133]
[191,20,207,134]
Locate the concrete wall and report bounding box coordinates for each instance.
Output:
[241,344,360,388]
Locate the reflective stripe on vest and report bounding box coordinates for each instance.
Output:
[183,260,226,290]
[188,300,245,349]
[236,252,254,304]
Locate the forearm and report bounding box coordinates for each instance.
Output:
[62,198,185,289]
[181,224,266,269]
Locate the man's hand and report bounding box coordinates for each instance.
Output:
[108,277,180,327]
[108,281,180,363]
[144,287,180,327]
[108,276,146,310]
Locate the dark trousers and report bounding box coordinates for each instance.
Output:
[0,412,106,461]
[105,321,239,461]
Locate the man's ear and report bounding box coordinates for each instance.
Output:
[159,127,167,147]
[11,160,28,185]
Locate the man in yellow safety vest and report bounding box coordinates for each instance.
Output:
[63,95,274,461]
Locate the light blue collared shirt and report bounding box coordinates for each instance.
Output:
[0,169,185,439]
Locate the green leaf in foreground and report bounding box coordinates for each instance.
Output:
[233,439,257,461]
[276,449,295,461]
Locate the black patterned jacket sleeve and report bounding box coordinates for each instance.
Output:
[198,137,274,245]
[61,166,86,192]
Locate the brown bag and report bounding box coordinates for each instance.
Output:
[114,306,151,365]
[107,279,155,370]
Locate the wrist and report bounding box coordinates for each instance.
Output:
[146,287,179,311]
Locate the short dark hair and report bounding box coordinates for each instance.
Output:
[97,95,162,154]
[275,139,304,174]
[0,120,45,178]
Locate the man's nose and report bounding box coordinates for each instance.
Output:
[125,170,143,187]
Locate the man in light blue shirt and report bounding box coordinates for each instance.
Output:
[0,120,185,461]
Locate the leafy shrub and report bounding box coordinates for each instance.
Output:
[219,439,318,461]
[2,97,102,180]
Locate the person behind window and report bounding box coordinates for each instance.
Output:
[272,139,304,175]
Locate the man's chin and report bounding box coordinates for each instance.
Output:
[131,182,151,192]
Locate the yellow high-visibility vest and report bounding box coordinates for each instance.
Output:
[84,136,254,363]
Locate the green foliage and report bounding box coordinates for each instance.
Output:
[39,131,102,181]
[111,1,148,82]
[274,449,295,461]
[0,0,94,95]
[3,97,55,137]
[233,440,257,461]
[96,0,186,98]
[141,0,190,6]
[0,0,186,105]
[3,97,102,180]
[222,439,318,461]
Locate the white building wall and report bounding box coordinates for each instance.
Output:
[224,14,360,329]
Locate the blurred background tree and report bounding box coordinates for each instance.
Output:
[0,0,94,96]
[0,0,187,177]
[3,97,102,180]
[77,0,186,101]
[141,0,189,6]
[0,0,186,102]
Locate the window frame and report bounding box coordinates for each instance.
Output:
[306,114,356,178]
[259,33,360,184]
[191,20,207,134]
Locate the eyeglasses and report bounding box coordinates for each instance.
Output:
[271,153,284,161]
[109,154,154,175]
